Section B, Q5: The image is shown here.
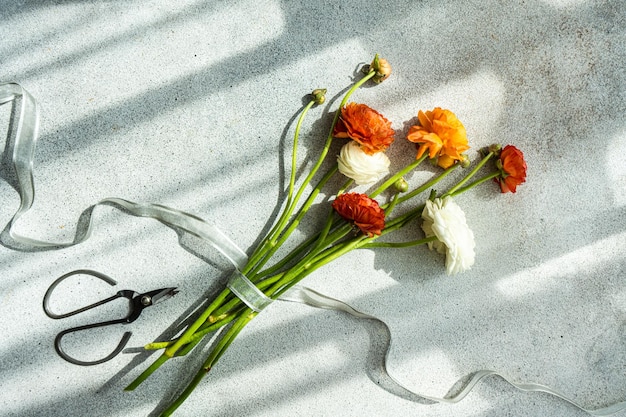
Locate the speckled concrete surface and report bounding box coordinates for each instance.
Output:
[1,1,625,416]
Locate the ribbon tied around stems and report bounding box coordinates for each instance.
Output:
[227,270,273,312]
[2,82,626,415]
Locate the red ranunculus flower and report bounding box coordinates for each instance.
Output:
[332,192,385,237]
[333,103,395,155]
[496,145,527,193]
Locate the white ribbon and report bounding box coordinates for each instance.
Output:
[2,82,625,415]
[280,287,626,416]
[0,83,248,267]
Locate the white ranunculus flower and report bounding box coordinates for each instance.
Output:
[421,196,475,275]
[337,141,390,185]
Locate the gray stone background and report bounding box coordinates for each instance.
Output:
[1,0,625,416]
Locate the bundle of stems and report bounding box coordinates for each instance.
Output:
[124,64,500,416]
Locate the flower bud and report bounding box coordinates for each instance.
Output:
[428,189,438,201]
[394,178,409,193]
[488,143,502,154]
[311,88,326,105]
[460,154,470,168]
[361,54,392,83]
[370,54,392,84]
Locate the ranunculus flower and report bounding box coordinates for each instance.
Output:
[337,141,390,185]
[496,145,527,193]
[332,192,385,237]
[333,103,395,155]
[406,108,470,169]
[421,196,475,275]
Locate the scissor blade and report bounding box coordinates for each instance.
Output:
[144,287,178,306]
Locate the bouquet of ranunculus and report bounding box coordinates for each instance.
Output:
[125,55,527,415]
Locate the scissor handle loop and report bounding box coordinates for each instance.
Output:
[44,269,135,365]
[43,269,118,319]
[55,322,132,366]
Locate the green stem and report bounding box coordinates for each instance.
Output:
[370,154,428,198]
[161,289,232,358]
[204,219,351,326]
[252,219,350,281]
[252,234,318,280]
[268,70,374,236]
[174,312,242,357]
[246,104,314,270]
[256,174,354,278]
[247,165,337,276]
[337,178,354,195]
[207,312,256,367]
[125,354,169,391]
[203,221,353,328]
[311,210,337,253]
[394,163,459,206]
[445,152,494,196]
[143,313,236,352]
[289,101,316,202]
[245,70,375,275]
[361,235,437,249]
[383,193,400,217]
[125,285,234,390]
[267,234,371,300]
[376,166,459,235]
[380,204,425,235]
[168,234,373,414]
[161,369,206,417]
[160,312,256,417]
[249,100,317,264]
[447,171,500,197]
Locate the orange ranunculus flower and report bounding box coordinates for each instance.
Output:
[406,108,470,169]
[496,145,527,193]
[333,103,395,155]
[332,192,385,237]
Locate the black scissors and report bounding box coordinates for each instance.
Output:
[43,269,178,366]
